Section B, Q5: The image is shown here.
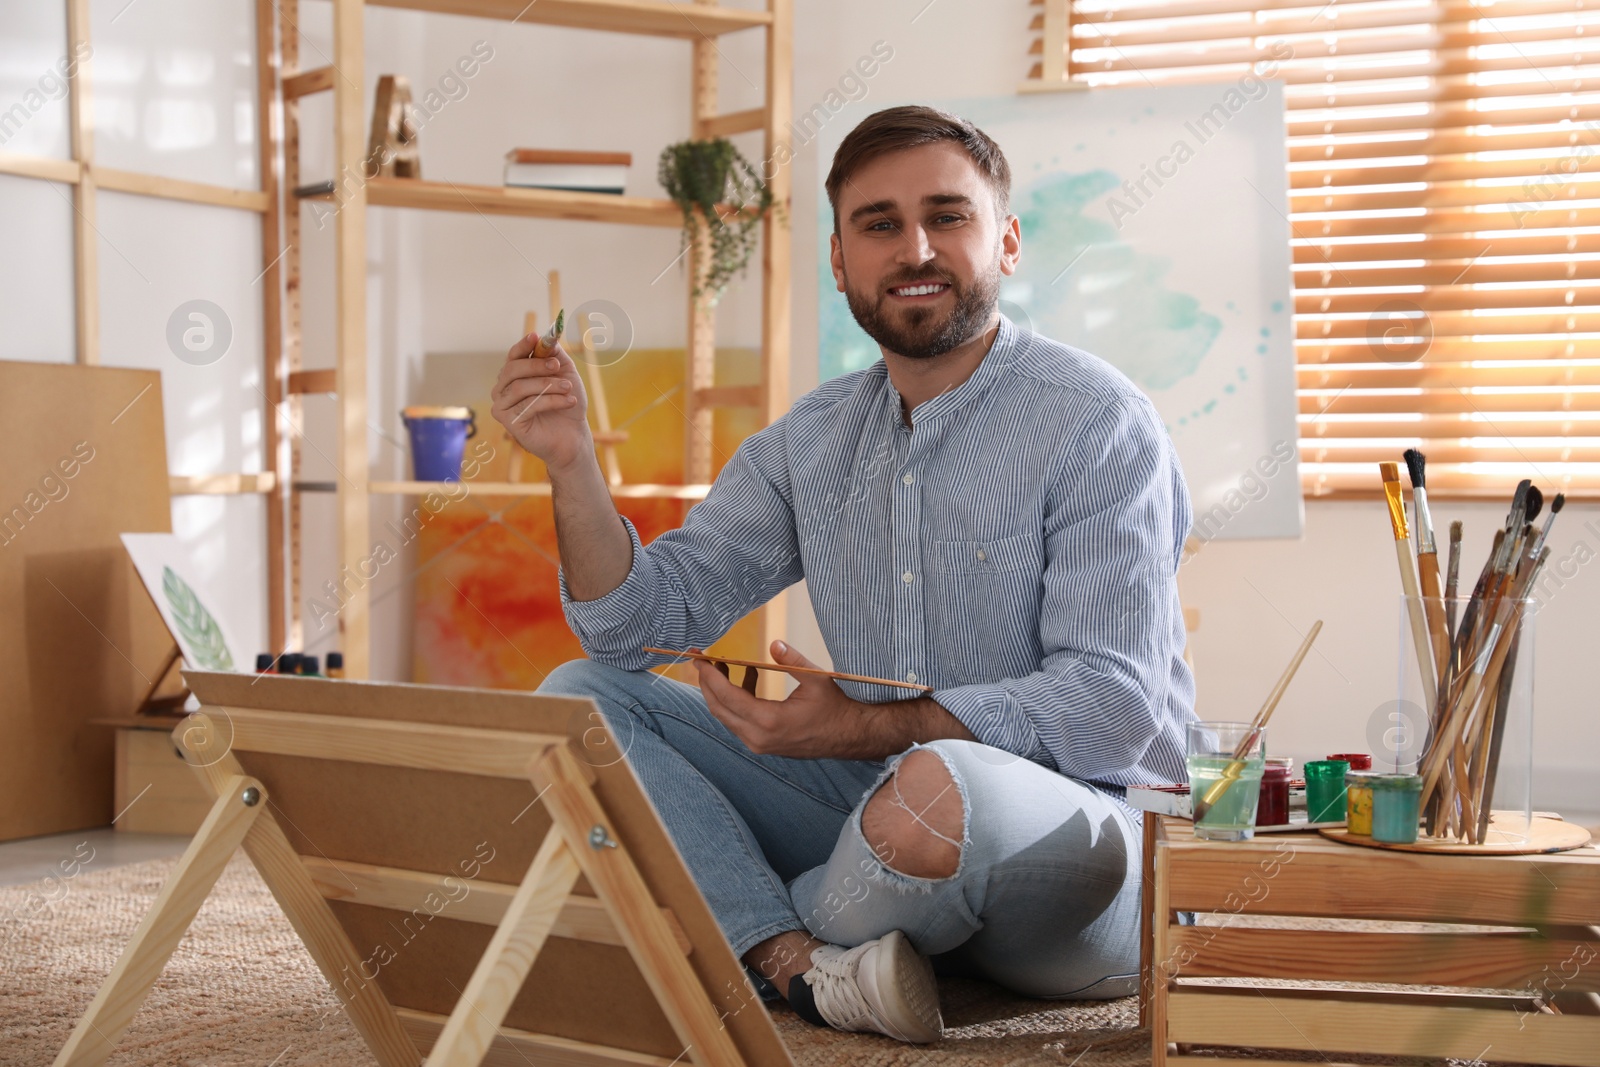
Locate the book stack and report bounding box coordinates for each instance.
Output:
[504,148,631,195]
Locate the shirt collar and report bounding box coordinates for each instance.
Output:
[883,314,1019,430]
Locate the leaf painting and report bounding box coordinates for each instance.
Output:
[162,565,235,671]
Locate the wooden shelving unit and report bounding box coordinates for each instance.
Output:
[271,0,794,677]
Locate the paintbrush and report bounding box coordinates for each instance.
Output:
[1444,520,1463,639]
[1470,497,1560,842]
[1442,483,1533,834]
[1404,450,1451,688]
[1420,531,1545,819]
[1191,620,1322,823]
[643,647,934,693]
[1457,543,1547,839]
[1528,492,1565,559]
[1382,462,1437,713]
[523,307,565,359]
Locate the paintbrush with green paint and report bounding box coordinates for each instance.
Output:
[524,307,565,360]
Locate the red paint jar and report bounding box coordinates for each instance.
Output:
[1256,757,1293,826]
[1329,752,1372,771]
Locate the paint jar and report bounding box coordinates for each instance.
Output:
[1344,770,1377,836]
[402,405,477,482]
[326,652,345,679]
[1304,759,1350,824]
[1329,753,1372,771]
[299,654,321,677]
[277,652,301,674]
[1255,757,1293,826]
[1370,773,1423,844]
[255,653,275,673]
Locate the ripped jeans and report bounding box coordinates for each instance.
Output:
[537,659,1145,999]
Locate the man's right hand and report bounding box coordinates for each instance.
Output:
[490,329,592,475]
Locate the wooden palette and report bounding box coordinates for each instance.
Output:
[1320,811,1592,854]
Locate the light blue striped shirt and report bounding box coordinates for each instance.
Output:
[560,315,1196,793]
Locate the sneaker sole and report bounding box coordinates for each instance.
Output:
[864,930,943,1043]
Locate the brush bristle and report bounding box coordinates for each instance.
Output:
[1552,493,1566,514]
[1509,479,1531,517]
[1524,486,1544,523]
[1379,461,1400,483]
[1449,519,1463,542]
[1403,448,1426,489]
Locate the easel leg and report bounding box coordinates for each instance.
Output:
[423,828,582,1067]
[54,775,264,1067]
[178,715,421,1067]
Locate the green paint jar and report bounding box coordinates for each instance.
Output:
[1304,759,1350,824]
[1370,773,1424,844]
[1344,770,1377,836]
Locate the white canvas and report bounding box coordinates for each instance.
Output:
[121,531,242,672]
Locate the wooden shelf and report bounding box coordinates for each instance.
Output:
[367,176,745,227]
[365,176,677,225]
[372,480,712,500]
[170,472,277,495]
[368,0,771,37]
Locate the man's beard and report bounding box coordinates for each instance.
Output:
[843,257,1002,361]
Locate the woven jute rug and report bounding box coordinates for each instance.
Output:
[0,853,1151,1066]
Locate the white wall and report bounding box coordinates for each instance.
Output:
[6,1,1593,811]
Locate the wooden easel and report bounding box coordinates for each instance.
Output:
[55,671,792,1067]
[132,642,190,717]
[507,270,628,485]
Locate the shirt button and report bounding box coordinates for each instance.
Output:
[901,571,914,584]
[976,548,987,561]
[906,671,918,683]
[902,473,914,485]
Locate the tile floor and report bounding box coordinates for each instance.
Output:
[0,828,190,888]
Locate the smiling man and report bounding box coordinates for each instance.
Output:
[493,105,1196,1044]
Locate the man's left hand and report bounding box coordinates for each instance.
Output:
[691,640,886,760]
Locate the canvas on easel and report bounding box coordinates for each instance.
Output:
[53,671,792,1067]
[120,532,246,714]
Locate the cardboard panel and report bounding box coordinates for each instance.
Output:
[331,903,680,1053]
[1,362,172,841]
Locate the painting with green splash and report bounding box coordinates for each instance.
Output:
[815,85,1301,539]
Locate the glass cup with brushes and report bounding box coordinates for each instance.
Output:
[1186,620,1323,841]
[1187,721,1268,840]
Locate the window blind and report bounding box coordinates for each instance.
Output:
[1027,0,1600,496]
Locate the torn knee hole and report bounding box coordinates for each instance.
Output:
[861,749,966,879]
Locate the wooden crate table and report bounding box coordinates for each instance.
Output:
[1139,815,1600,1066]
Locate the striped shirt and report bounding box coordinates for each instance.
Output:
[560,314,1197,793]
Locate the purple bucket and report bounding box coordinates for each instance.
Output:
[401,406,476,481]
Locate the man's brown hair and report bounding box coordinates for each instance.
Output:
[825,105,1012,234]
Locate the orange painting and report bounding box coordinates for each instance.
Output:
[410,347,764,691]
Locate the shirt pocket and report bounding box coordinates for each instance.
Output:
[929,533,1043,684]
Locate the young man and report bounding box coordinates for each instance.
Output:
[490,105,1195,1044]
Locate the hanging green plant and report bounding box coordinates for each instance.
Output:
[657,138,783,304]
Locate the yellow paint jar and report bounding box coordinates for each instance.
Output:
[1345,770,1377,836]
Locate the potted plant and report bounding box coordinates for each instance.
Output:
[657,137,783,303]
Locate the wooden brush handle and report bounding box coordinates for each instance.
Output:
[643,647,934,693]
[1394,539,1438,714]
[1416,554,1451,687]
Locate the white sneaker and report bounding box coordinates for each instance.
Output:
[801,929,943,1043]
